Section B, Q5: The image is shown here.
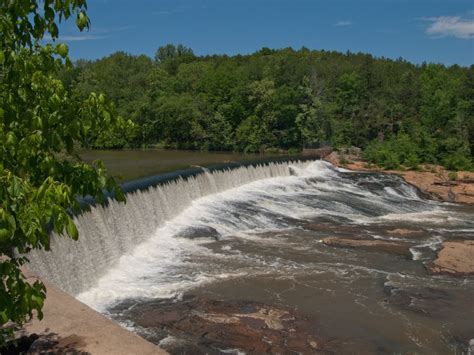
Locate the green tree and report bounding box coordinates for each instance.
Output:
[457,66,474,159]
[296,75,328,147]
[154,43,194,63]
[236,115,263,152]
[0,0,125,342]
[244,78,279,151]
[154,44,195,74]
[63,44,472,169]
[332,72,362,146]
[72,52,154,123]
[151,94,206,149]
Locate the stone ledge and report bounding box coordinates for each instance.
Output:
[20,268,167,355]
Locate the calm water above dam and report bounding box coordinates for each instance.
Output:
[28,157,474,354]
[80,148,283,181]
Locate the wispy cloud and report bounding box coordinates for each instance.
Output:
[42,26,133,42]
[62,35,106,41]
[334,21,352,27]
[424,16,474,39]
[44,34,106,41]
[91,26,134,34]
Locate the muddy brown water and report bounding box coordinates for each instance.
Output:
[80,149,282,181]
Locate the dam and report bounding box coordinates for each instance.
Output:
[26,158,474,353]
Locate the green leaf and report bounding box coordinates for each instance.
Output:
[56,43,69,58]
[76,12,88,31]
[0,229,10,241]
[66,218,78,240]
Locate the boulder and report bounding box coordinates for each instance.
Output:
[175,226,220,241]
[427,240,474,276]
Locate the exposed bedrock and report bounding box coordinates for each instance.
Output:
[112,296,336,354]
[322,235,474,278]
[325,151,474,204]
[322,236,412,256]
[427,240,474,276]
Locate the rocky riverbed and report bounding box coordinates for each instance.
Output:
[323,151,474,277]
[112,296,336,354]
[74,160,473,354]
[325,151,474,205]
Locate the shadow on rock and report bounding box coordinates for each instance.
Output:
[3,332,90,355]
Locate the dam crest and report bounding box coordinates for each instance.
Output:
[27,159,313,296]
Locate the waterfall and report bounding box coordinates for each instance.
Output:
[26,159,312,296]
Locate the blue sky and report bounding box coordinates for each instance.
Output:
[53,0,474,66]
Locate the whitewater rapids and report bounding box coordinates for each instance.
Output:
[25,160,472,311]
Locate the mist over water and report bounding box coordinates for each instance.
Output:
[27,160,474,353]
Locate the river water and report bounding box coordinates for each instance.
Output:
[80,149,281,181]
[30,152,474,353]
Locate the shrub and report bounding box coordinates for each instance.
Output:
[448,171,458,181]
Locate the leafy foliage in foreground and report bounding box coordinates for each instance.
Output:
[68,45,473,170]
[0,0,126,342]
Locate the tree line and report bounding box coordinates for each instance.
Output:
[63,45,473,171]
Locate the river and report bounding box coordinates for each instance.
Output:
[29,152,474,354]
[80,149,283,181]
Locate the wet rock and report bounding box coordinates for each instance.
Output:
[175,226,220,241]
[444,334,474,355]
[387,228,425,238]
[303,223,358,234]
[427,240,474,276]
[115,296,334,354]
[324,155,474,205]
[325,150,361,166]
[322,237,411,256]
[383,285,451,316]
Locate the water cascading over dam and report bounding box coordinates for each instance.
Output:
[27,159,313,297]
[25,158,474,353]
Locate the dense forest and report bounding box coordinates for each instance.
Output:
[63,45,473,170]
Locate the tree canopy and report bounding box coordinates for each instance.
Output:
[0,0,125,342]
[66,46,473,170]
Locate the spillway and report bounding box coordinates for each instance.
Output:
[27,159,313,296]
[25,158,474,354]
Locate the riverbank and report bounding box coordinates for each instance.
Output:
[324,151,474,205]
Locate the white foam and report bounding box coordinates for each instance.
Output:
[26,159,471,313]
[409,236,444,261]
[377,210,458,224]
